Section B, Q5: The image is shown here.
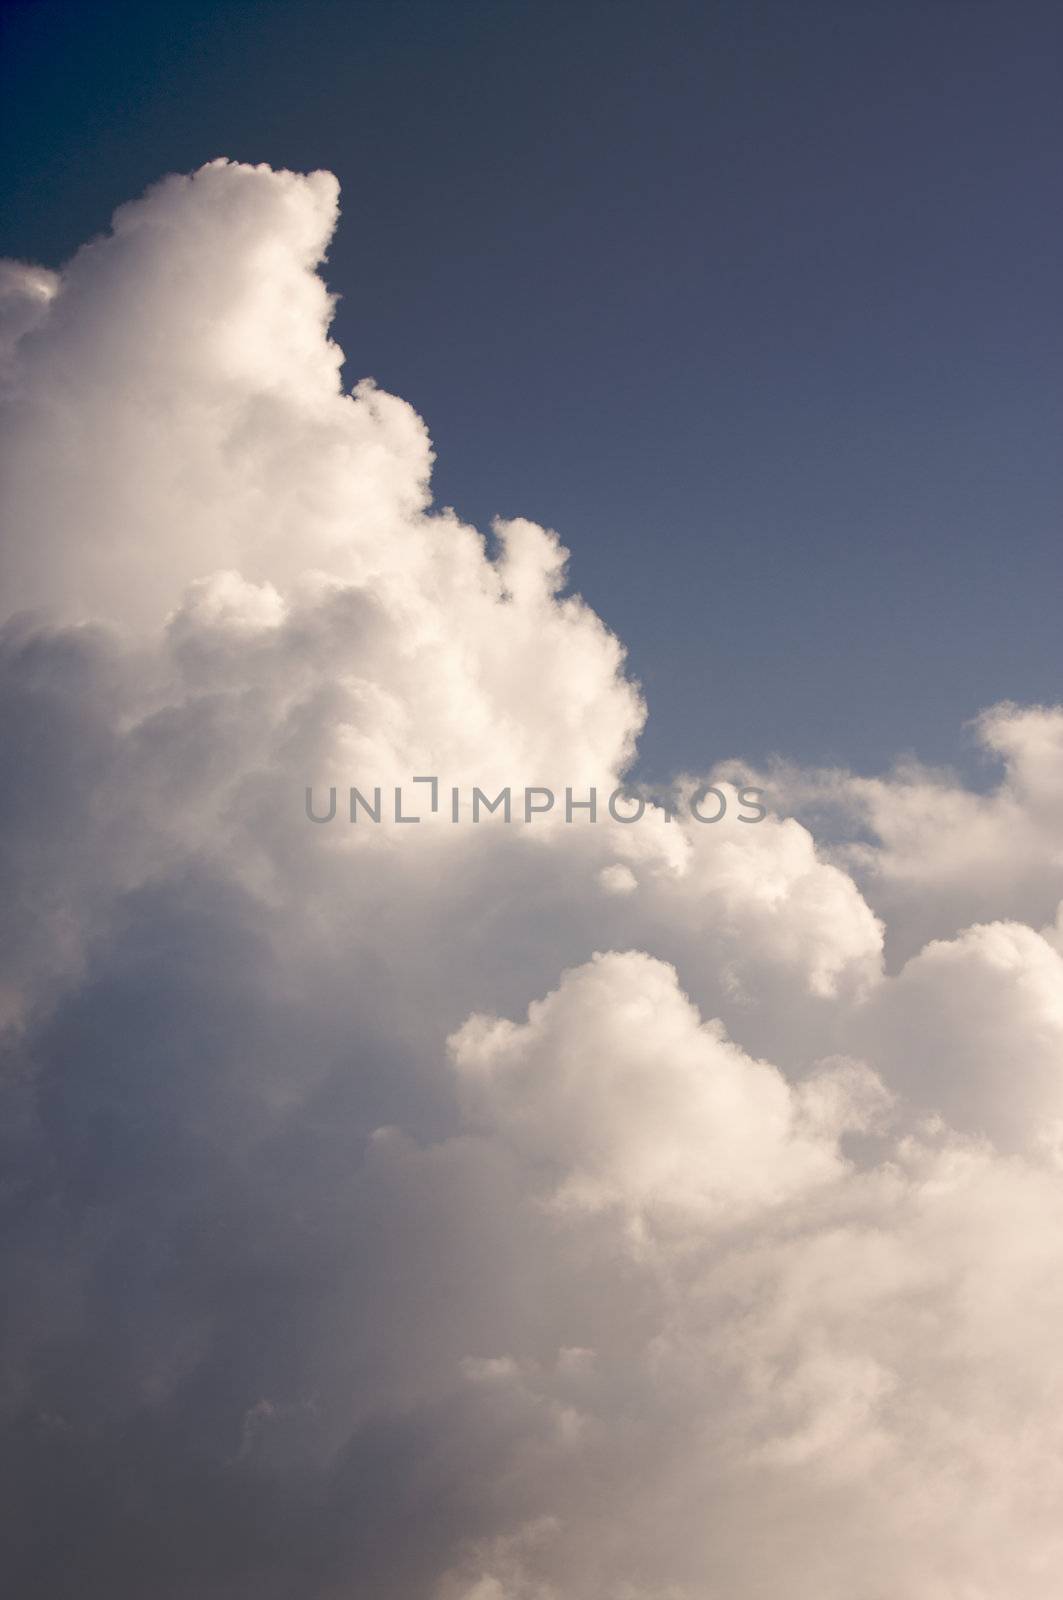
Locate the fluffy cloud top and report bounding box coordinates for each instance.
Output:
[1,160,1061,1600]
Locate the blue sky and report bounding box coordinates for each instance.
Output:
[2,0,1059,781]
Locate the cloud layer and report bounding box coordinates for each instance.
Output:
[2,160,1062,1599]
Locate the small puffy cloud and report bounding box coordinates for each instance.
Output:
[597,862,637,894]
[862,919,1063,1160]
[449,951,871,1224]
[758,702,1063,959]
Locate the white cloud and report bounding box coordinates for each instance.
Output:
[862,919,1063,1160]
[2,159,1062,1599]
[449,951,871,1224]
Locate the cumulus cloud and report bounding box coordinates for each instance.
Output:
[1,160,1062,1599]
[449,951,873,1223]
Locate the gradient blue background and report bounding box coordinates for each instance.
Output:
[2,0,1059,782]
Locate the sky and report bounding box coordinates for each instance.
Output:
[2,7,1063,1600]
[2,0,1060,781]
